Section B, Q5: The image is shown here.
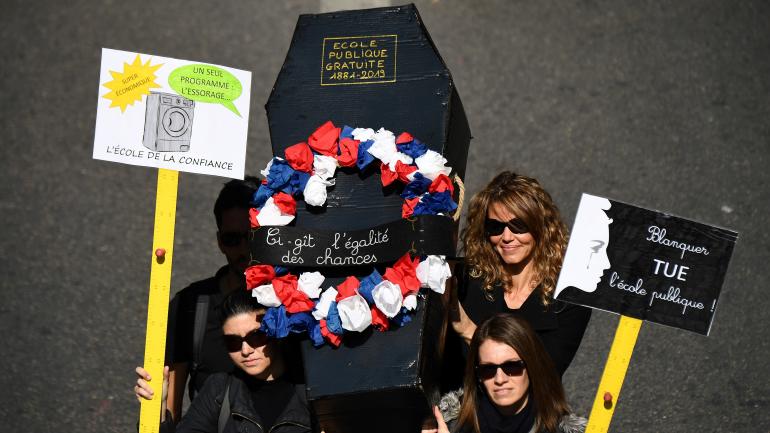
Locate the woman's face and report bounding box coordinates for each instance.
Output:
[478,339,530,414]
[487,202,535,266]
[222,312,277,380]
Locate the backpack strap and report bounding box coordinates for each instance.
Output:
[218,375,232,433]
[189,294,210,399]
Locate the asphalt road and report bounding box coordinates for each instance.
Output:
[1,1,768,432]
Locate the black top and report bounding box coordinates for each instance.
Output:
[247,377,297,431]
[166,266,237,396]
[442,267,591,391]
[477,392,535,433]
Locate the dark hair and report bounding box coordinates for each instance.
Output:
[220,289,268,324]
[213,176,260,229]
[461,171,568,306]
[457,314,570,433]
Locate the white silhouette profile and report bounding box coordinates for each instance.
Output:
[555,194,613,298]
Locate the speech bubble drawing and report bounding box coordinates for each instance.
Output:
[168,64,243,116]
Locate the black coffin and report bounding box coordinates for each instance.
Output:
[262,5,471,433]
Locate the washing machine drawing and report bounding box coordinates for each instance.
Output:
[143,92,195,152]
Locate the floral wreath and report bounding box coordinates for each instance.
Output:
[244,121,461,347]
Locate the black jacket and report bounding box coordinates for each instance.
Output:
[162,372,312,433]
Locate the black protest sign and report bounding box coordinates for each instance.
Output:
[555,193,738,335]
[249,215,457,267]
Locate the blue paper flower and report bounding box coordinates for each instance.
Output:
[252,184,275,208]
[309,322,325,347]
[289,171,311,196]
[287,311,316,334]
[326,302,344,334]
[356,140,376,170]
[400,172,432,199]
[273,266,289,276]
[266,158,295,191]
[341,125,355,139]
[397,138,428,159]
[358,269,384,305]
[413,190,458,216]
[261,305,289,339]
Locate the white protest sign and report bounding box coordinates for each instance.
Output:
[93,48,251,178]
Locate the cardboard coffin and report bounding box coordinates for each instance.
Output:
[258,4,471,432]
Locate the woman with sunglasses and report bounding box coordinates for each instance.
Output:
[447,172,591,379]
[134,290,312,433]
[430,314,585,433]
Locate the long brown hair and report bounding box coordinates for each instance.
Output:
[461,171,567,306]
[456,314,570,433]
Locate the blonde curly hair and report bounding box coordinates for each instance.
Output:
[461,172,568,306]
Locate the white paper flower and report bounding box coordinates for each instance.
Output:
[303,175,334,207]
[312,287,338,321]
[337,293,373,332]
[256,197,295,226]
[416,255,452,294]
[403,294,418,311]
[415,150,452,180]
[298,272,325,299]
[313,155,338,180]
[251,284,282,307]
[371,280,404,318]
[367,128,397,164]
[387,151,414,172]
[352,127,376,142]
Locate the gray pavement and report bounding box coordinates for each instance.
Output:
[1,1,768,432]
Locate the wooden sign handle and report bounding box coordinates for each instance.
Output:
[139,169,179,433]
[586,315,643,433]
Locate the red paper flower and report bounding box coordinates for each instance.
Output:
[371,306,390,331]
[394,161,417,183]
[337,137,360,167]
[396,132,413,145]
[402,197,420,218]
[428,174,455,195]
[320,320,342,347]
[284,142,314,173]
[384,253,421,296]
[272,192,297,215]
[335,276,360,302]
[380,162,398,187]
[308,121,340,156]
[244,265,275,289]
[249,208,260,228]
[273,274,314,313]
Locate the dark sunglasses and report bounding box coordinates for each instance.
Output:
[475,360,527,380]
[223,329,269,352]
[220,231,249,247]
[484,218,530,236]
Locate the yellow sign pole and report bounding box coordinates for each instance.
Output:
[585,315,643,433]
[139,169,179,433]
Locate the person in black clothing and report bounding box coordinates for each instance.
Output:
[135,177,259,422]
[136,290,312,433]
[447,172,591,379]
[428,315,585,433]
